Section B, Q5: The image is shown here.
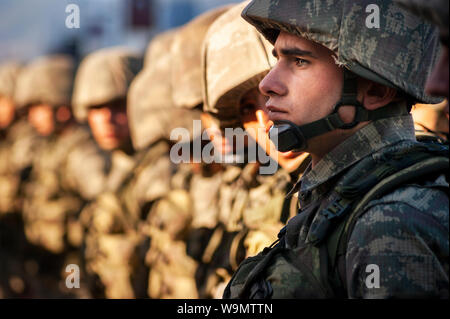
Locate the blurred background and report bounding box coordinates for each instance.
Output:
[0,0,242,62]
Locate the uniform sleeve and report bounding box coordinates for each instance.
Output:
[345,198,449,299]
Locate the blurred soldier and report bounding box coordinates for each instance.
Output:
[0,61,28,215]
[131,29,205,299]
[200,1,311,298]
[224,0,448,298]
[72,47,143,298]
[0,61,31,298]
[0,62,21,132]
[17,55,82,254]
[10,54,101,297]
[141,8,229,299]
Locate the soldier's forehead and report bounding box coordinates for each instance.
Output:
[274,31,334,58]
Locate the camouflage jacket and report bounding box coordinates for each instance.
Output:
[22,125,110,252]
[300,115,448,298]
[0,119,42,214]
[225,114,449,298]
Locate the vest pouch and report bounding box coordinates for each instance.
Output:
[265,244,333,298]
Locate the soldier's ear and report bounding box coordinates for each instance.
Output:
[359,79,397,111]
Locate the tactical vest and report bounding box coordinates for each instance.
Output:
[224,141,449,299]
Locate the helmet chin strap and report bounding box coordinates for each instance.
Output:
[268,69,408,152]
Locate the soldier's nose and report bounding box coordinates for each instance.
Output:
[259,67,287,98]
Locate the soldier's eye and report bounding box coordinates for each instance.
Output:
[295,58,309,67]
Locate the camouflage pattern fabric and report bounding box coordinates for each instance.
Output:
[144,29,179,69]
[128,44,202,151]
[0,62,22,100]
[79,148,138,299]
[0,119,40,215]
[171,6,230,109]
[226,112,449,298]
[202,1,276,129]
[22,125,107,254]
[241,0,442,103]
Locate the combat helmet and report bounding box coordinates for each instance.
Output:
[15,55,75,109]
[0,62,22,101]
[202,1,276,129]
[395,0,448,40]
[241,0,442,151]
[72,47,143,122]
[128,29,201,151]
[144,29,179,69]
[171,6,231,110]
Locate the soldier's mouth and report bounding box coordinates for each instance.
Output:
[266,105,288,121]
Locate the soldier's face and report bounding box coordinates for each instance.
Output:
[87,99,130,151]
[241,88,308,173]
[259,32,344,128]
[0,96,15,129]
[28,103,54,136]
[426,44,449,115]
[259,32,369,162]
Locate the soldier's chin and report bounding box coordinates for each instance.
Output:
[36,126,54,137]
[97,136,120,151]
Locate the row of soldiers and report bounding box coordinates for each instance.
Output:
[0,0,448,299]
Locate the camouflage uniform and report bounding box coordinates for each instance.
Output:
[224,0,448,299]
[139,8,229,299]
[1,55,98,298]
[70,47,143,299]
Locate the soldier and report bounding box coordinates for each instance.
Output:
[0,61,31,298]
[200,1,311,298]
[0,61,27,215]
[224,0,448,299]
[71,47,143,298]
[17,55,82,254]
[0,62,21,133]
[141,7,229,299]
[9,54,100,297]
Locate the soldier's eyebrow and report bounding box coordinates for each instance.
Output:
[272,47,317,59]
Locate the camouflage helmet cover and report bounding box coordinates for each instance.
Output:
[15,55,75,109]
[171,6,231,110]
[0,62,22,100]
[395,0,449,39]
[128,30,202,151]
[202,1,276,129]
[144,29,179,69]
[242,0,442,103]
[72,47,143,122]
